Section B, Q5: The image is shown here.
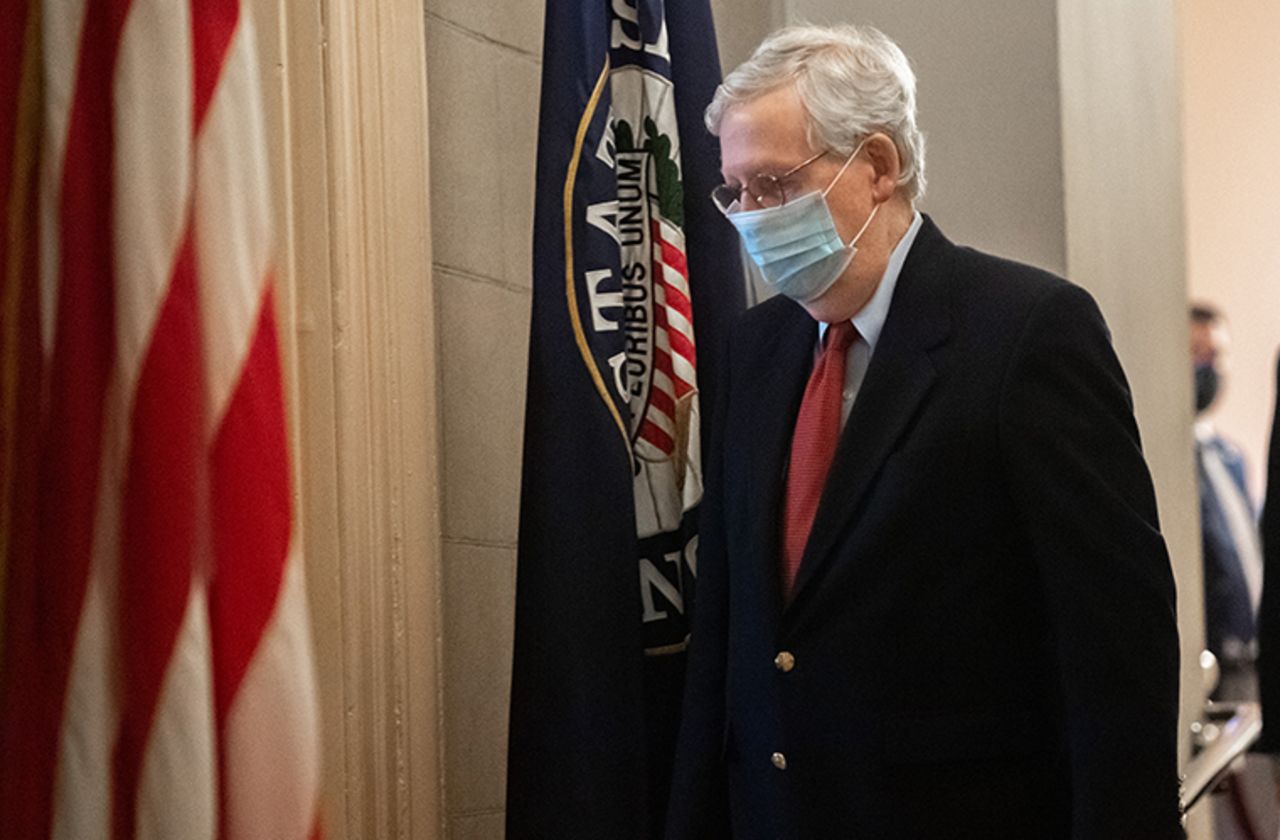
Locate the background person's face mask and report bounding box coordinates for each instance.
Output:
[1194,362,1220,414]
[723,140,879,303]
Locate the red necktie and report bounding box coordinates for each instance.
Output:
[781,321,858,600]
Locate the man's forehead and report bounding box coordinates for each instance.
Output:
[718,88,814,176]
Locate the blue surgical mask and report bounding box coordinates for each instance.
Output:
[723,141,879,303]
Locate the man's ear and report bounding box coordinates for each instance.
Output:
[862,133,902,202]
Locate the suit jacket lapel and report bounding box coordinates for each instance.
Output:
[742,301,816,617]
[786,216,955,616]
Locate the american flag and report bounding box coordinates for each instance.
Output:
[0,1,322,838]
[635,215,697,463]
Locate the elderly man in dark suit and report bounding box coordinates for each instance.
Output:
[666,23,1183,840]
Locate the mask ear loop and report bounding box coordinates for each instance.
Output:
[821,137,882,248]
[821,137,870,198]
[845,201,880,248]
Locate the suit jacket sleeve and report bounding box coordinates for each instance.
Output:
[998,284,1183,839]
[1256,351,1280,752]
[664,337,733,840]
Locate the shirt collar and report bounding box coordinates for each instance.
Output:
[819,210,923,351]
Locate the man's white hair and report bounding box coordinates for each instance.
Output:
[706,23,927,201]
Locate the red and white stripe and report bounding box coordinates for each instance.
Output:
[0,2,321,838]
[635,216,697,458]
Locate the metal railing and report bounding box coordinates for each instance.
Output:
[1179,649,1266,819]
[1180,700,1263,812]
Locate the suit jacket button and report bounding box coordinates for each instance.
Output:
[771,752,788,770]
[774,651,796,672]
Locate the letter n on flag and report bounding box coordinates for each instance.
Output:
[0,2,322,838]
[507,0,745,837]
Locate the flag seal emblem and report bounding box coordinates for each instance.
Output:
[565,4,701,654]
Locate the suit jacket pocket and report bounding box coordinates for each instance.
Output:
[883,706,1048,765]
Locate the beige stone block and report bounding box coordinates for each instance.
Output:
[437,269,530,544]
[426,20,540,290]
[450,811,505,840]
[710,0,782,71]
[426,0,544,57]
[443,541,517,816]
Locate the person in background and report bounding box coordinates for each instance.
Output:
[1255,349,1280,799]
[1191,303,1264,697]
[1191,305,1275,840]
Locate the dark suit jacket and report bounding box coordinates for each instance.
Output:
[1255,353,1280,751]
[666,216,1183,840]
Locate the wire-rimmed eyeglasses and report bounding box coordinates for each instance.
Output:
[710,149,828,213]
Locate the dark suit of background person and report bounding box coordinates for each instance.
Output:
[1255,354,1280,769]
[665,25,1182,840]
[1197,431,1262,690]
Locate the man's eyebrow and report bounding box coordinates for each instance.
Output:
[758,158,810,178]
[724,162,774,181]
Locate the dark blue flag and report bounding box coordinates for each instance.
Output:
[507,1,745,837]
